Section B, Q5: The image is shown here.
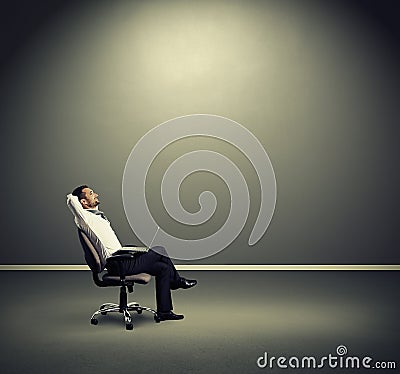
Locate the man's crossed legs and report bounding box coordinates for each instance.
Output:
[107,246,197,320]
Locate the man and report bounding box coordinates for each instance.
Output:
[67,185,197,321]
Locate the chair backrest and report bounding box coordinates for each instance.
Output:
[78,229,106,273]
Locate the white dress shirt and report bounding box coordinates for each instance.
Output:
[66,194,122,260]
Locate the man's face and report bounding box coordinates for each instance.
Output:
[80,187,100,209]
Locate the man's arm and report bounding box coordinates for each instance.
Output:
[67,193,114,260]
[66,194,90,226]
[67,193,124,259]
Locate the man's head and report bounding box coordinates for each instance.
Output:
[72,185,100,209]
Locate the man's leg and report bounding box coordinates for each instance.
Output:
[128,250,176,312]
[153,262,173,312]
[149,246,181,285]
[148,246,198,289]
[107,247,196,317]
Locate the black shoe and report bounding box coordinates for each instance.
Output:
[157,311,184,321]
[171,277,197,290]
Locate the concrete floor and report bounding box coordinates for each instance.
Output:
[0,271,398,373]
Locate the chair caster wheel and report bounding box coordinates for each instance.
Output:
[126,323,133,330]
[137,308,142,314]
[101,312,107,315]
[91,318,98,325]
[154,315,161,323]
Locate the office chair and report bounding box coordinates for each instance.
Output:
[78,229,161,330]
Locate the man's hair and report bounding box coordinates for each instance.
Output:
[72,185,88,201]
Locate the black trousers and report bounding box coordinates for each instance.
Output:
[107,246,180,312]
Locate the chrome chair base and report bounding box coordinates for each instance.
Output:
[90,301,161,330]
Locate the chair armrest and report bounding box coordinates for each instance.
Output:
[111,250,138,256]
[106,253,136,280]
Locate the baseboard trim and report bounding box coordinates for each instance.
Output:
[0,265,399,271]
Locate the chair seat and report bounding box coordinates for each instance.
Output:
[102,272,151,285]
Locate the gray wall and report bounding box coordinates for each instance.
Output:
[0,0,398,265]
